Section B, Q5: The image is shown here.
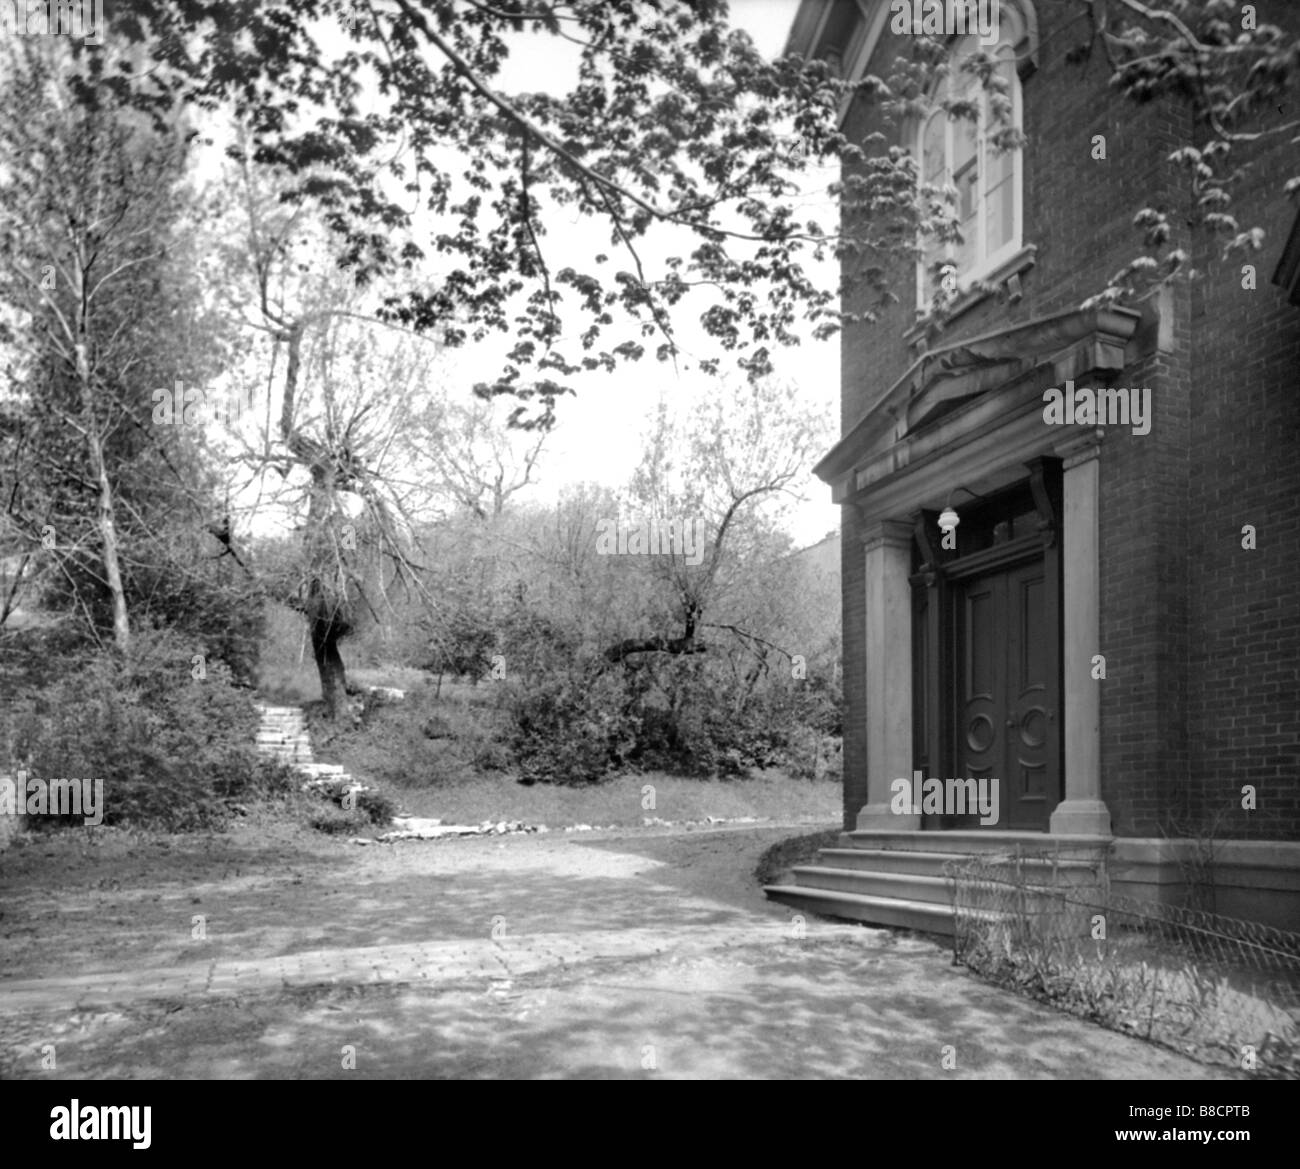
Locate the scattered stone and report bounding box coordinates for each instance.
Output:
[356,816,541,844]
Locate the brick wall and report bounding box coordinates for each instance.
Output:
[1184,97,1300,842]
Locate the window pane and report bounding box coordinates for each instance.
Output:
[985,176,1012,253]
[954,115,977,172]
[923,113,944,183]
[957,160,978,221]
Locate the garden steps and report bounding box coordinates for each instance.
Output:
[252,701,370,799]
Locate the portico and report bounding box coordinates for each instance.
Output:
[816,305,1142,838]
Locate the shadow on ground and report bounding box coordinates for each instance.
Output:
[0,937,1233,1080]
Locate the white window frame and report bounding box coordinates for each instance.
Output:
[914,30,1024,311]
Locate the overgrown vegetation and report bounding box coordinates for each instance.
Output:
[1,632,286,831]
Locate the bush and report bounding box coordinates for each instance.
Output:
[354,787,397,825]
[502,653,843,783]
[9,632,267,831]
[420,605,497,682]
[506,667,639,785]
[626,659,779,778]
[215,756,303,803]
[308,806,370,835]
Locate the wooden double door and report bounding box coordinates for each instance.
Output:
[952,560,1056,830]
[911,466,1063,832]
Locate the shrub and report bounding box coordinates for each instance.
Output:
[215,756,303,802]
[506,667,639,784]
[627,658,777,778]
[421,605,497,682]
[353,787,397,825]
[10,632,266,831]
[308,806,370,835]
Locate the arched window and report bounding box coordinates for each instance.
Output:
[916,19,1026,308]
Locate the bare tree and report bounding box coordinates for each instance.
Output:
[206,147,443,716]
[605,379,828,664]
[406,388,548,521]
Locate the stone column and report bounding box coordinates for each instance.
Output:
[856,520,918,831]
[1049,431,1112,837]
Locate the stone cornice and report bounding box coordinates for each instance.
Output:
[814,304,1141,489]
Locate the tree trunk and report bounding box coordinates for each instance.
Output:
[76,342,129,652]
[311,616,350,719]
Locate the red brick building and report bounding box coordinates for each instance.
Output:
[768,0,1299,931]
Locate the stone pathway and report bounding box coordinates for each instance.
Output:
[0,920,855,1015]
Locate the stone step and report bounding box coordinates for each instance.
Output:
[763,885,959,936]
[788,866,956,906]
[816,847,1105,882]
[844,829,1111,856]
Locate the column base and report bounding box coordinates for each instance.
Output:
[1050,798,1112,837]
[856,804,922,832]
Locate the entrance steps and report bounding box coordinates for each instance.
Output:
[764,830,1111,936]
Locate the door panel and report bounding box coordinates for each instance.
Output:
[959,577,1001,780]
[1006,565,1050,828]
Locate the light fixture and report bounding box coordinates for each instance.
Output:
[937,486,987,535]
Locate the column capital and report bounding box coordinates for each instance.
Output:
[1054,428,1105,471]
[861,518,913,553]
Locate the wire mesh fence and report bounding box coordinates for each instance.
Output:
[946,850,1300,1078]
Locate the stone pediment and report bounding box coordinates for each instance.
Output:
[814,304,1142,502]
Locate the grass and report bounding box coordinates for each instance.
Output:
[368,769,841,828]
[754,827,844,887]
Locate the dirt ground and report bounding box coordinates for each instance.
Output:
[0,817,1236,1079]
